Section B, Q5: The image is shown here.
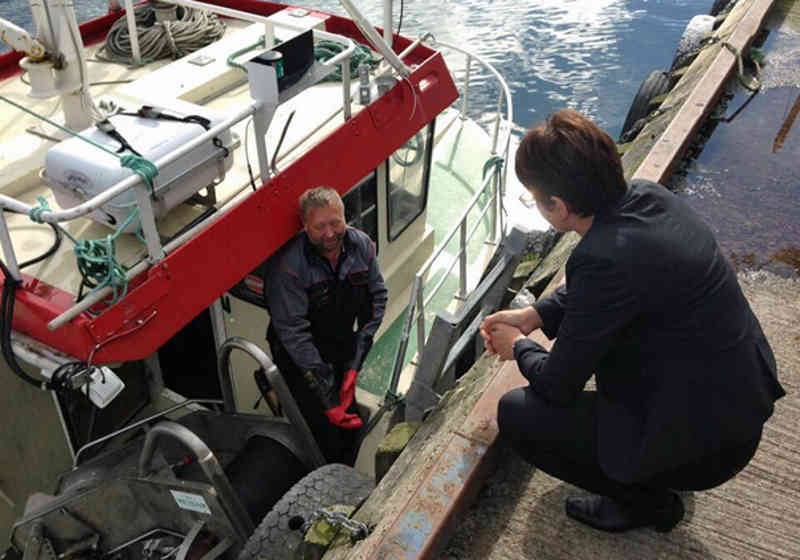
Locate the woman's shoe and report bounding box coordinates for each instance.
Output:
[565,491,684,533]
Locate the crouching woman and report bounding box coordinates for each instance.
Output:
[481,109,785,533]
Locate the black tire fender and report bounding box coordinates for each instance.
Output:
[619,70,671,142]
[238,463,374,560]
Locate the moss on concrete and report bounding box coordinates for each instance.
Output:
[374,421,422,483]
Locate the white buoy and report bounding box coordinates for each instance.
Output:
[672,14,716,69]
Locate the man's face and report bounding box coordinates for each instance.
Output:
[304,203,346,255]
[527,186,564,231]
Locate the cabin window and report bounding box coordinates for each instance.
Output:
[343,171,378,250]
[386,122,435,241]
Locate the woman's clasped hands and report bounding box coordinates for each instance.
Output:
[479,306,543,361]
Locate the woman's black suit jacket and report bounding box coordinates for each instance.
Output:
[513,179,785,484]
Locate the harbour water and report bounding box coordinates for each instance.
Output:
[671,7,800,278]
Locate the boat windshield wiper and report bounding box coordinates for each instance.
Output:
[270,110,295,175]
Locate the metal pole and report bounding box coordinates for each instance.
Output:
[122,0,141,65]
[396,32,432,61]
[132,183,165,263]
[74,398,224,466]
[388,275,420,395]
[491,88,503,154]
[138,421,255,540]
[208,299,234,412]
[52,391,76,461]
[251,103,273,185]
[48,179,249,331]
[217,337,326,467]
[342,60,352,121]
[0,213,21,281]
[489,172,498,244]
[461,55,472,120]
[383,0,393,46]
[458,221,467,298]
[338,0,410,78]
[264,20,274,48]
[415,282,425,353]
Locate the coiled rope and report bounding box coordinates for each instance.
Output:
[314,40,380,82]
[0,94,158,304]
[98,2,225,64]
[28,197,140,303]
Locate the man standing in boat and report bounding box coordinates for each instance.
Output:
[481,109,785,533]
[267,186,387,465]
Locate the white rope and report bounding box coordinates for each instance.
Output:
[98,4,225,64]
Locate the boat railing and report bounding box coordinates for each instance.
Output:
[119,0,355,69]
[387,38,514,398]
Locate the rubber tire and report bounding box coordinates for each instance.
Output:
[238,463,374,560]
[619,70,670,142]
[710,0,733,16]
[225,436,308,524]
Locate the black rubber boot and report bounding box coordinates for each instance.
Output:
[565,491,684,533]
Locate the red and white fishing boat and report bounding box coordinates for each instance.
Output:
[0,1,535,556]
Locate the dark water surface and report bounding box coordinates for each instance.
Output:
[671,7,800,277]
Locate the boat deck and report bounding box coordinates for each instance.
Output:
[0,14,361,296]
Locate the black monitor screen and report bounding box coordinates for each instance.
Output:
[274,29,315,91]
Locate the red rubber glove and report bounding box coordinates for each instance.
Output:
[325,404,363,429]
[340,369,358,410]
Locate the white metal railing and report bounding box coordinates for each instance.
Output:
[0,3,359,330]
[387,38,514,397]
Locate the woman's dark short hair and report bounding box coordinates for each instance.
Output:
[515,109,627,216]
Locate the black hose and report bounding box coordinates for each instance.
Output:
[20,223,62,269]
[0,259,45,389]
[393,0,405,50]
[2,209,64,270]
[0,210,68,388]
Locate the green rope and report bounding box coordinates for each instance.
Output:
[120,154,158,191]
[227,35,268,72]
[2,94,158,305]
[315,41,380,82]
[28,197,139,304]
[482,155,504,180]
[73,207,140,304]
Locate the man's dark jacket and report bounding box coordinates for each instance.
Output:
[514,180,785,484]
[267,227,387,376]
